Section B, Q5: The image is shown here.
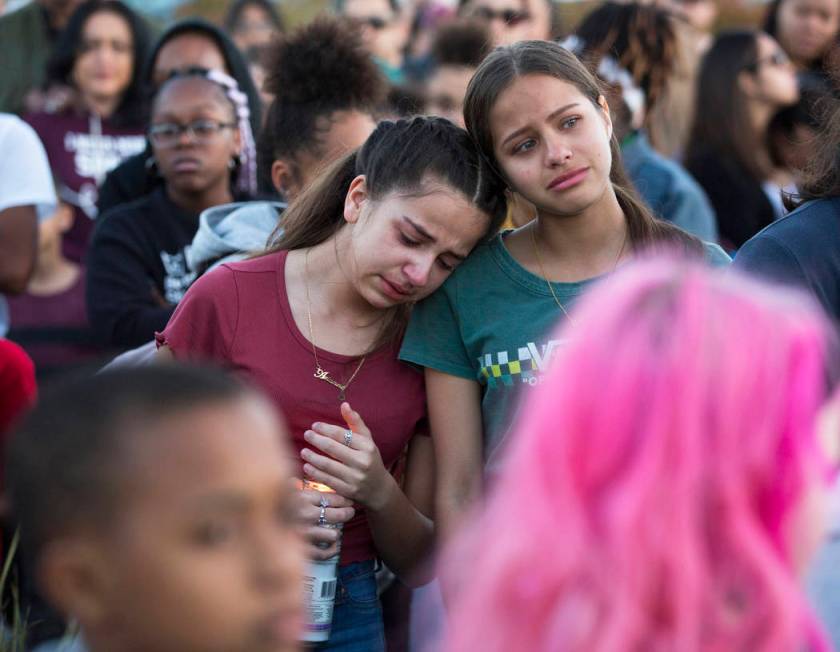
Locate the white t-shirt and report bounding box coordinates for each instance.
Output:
[0,113,57,336]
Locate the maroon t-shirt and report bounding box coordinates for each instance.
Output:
[156,251,427,565]
[6,268,107,380]
[25,111,146,262]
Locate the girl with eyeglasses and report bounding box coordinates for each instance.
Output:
[96,18,264,216]
[86,68,256,350]
[685,30,800,251]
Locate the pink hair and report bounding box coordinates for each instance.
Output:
[442,258,836,652]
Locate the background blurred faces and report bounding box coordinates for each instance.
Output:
[342,0,408,66]
[461,0,532,46]
[426,65,473,127]
[72,10,134,111]
[776,0,840,67]
[745,34,800,108]
[230,2,281,50]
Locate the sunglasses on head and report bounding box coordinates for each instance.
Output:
[471,6,531,26]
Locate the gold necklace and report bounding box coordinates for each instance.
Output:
[304,249,367,401]
[529,225,627,319]
[530,226,571,319]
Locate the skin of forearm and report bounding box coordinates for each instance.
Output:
[0,205,37,293]
[366,473,435,587]
[436,467,483,544]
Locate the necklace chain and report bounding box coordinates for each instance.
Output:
[304,249,367,401]
[530,226,572,319]
[529,225,627,319]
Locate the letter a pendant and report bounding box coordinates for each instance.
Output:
[314,367,348,401]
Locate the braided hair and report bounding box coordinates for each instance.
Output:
[571,1,678,116]
[154,67,258,196]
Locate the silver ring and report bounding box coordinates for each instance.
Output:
[344,429,353,447]
[318,505,327,527]
[319,494,329,509]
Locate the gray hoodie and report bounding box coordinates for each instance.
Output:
[102,200,285,372]
[186,200,286,274]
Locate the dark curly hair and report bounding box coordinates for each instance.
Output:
[572,1,677,116]
[431,21,492,69]
[45,0,151,127]
[258,16,387,186]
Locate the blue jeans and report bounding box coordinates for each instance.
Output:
[311,560,385,652]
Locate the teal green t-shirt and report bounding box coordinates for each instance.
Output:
[399,232,730,473]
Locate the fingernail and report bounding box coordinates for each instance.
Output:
[304,430,313,441]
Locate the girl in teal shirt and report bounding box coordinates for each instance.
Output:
[400,40,728,543]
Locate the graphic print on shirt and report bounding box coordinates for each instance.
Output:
[62,129,145,218]
[478,337,566,388]
[65,131,146,182]
[161,248,197,304]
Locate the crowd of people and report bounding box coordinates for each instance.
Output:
[1,0,840,650]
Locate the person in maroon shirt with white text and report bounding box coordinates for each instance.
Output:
[25,0,150,262]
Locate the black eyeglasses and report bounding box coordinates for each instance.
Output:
[744,50,790,72]
[471,6,531,27]
[148,120,237,147]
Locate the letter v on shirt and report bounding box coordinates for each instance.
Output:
[478,338,566,388]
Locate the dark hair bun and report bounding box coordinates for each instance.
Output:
[264,16,386,107]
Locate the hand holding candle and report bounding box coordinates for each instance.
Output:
[301,402,396,513]
[294,478,355,561]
